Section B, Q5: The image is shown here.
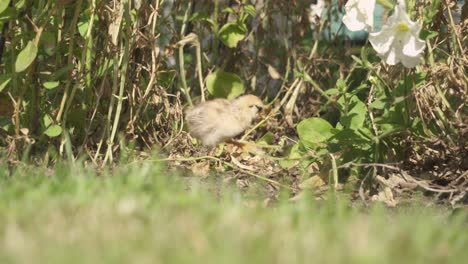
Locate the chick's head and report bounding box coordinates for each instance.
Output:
[232,95,264,123]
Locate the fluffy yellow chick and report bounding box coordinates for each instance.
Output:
[185,95,264,147]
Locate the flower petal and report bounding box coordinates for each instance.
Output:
[369,0,425,68]
[384,47,399,65]
[401,53,422,68]
[402,35,426,57]
[343,8,366,31]
[342,0,375,32]
[369,30,395,55]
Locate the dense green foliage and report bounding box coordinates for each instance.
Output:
[0,1,466,186]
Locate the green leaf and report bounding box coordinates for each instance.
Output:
[420,29,438,40]
[43,81,60,90]
[78,20,89,38]
[0,74,11,92]
[338,95,367,129]
[244,5,256,17]
[206,70,245,99]
[279,144,302,169]
[0,7,16,23]
[0,0,9,14]
[331,128,369,145]
[370,98,387,110]
[42,114,52,128]
[336,79,347,93]
[222,7,235,14]
[44,125,62,138]
[256,132,275,146]
[297,117,335,148]
[15,41,38,73]
[190,12,214,26]
[15,0,25,9]
[325,88,339,96]
[218,22,247,48]
[96,59,114,77]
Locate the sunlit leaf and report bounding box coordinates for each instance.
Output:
[0,74,11,92]
[43,81,60,90]
[218,22,247,48]
[0,0,9,14]
[78,20,89,38]
[15,41,37,73]
[338,95,367,129]
[42,114,52,128]
[206,70,245,99]
[325,88,339,95]
[222,7,235,14]
[44,125,62,138]
[297,117,335,148]
[244,5,256,17]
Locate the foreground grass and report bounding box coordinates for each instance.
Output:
[0,161,467,264]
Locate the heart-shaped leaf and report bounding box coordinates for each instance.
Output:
[44,125,62,138]
[218,22,247,48]
[297,117,335,148]
[206,70,244,99]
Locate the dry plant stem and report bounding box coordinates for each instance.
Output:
[212,0,219,63]
[81,58,111,155]
[104,12,131,165]
[266,55,291,107]
[366,83,380,172]
[195,42,205,102]
[308,20,325,60]
[96,52,120,163]
[178,2,193,106]
[150,0,161,34]
[339,162,462,193]
[444,0,465,56]
[143,156,291,190]
[131,38,158,124]
[63,0,96,125]
[284,80,303,125]
[55,0,83,123]
[84,0,97,99]
[329,154,338,189]
[240,79,302,141]
[434,82,459,121]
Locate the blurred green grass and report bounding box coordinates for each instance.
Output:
[0,161,467,264]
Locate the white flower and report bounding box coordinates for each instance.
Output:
[308,0,325,27]
[368,1,426,68]
[342,0,376,31]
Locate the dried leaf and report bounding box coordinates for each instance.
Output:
[231,155,256,171]
[267,64,281,80]
[190,162,210,177]
[299,175,325,190]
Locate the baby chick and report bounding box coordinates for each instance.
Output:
[185,95,264,147]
